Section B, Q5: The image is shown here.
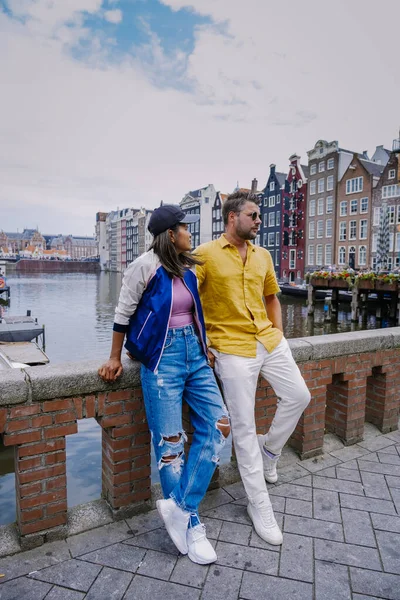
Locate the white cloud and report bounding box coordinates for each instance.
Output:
[1,0,400,235]
[104,9,123,24]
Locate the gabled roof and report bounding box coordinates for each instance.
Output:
[301,165,310,178]
[275,172,286,188]
[359,159,384,178]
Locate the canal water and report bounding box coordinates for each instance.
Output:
[0,272,391,525]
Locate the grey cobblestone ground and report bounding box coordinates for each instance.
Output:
[1,426,400,599]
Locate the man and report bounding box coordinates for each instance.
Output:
[195,191,311,545]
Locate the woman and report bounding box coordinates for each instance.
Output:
[99,204,230,565]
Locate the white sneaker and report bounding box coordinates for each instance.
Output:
[187,524,217,565]
[156,498,190,554]
[247,498,283,545]
[258,435,279,484]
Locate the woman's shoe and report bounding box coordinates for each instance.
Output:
[187,524,217,564]
[156,498,190,554]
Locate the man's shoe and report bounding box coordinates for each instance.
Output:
[187,524,217,565]
[156,498,190,554]
[258,435,279,484]
[247,498,283,545]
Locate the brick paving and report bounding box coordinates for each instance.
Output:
[0,428,400,599]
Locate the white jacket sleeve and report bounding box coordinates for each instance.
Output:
[113,252,156,329]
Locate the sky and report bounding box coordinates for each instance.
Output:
[1,0,399,236]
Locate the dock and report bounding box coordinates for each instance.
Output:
[0,314,45,348]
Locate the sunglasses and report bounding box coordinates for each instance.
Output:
[240,211,260,221]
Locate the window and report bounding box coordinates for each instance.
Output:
[276,232,280,246]
[373,206,382,225]
[317,198,324,215]
[317,220,324,238]
[360,197,368,213]
[263,196,268,206]
[338,246,346,265]
[326,219,332,238]
[289,249,296,269]
[325,244,332,265]
[276,211,280,226]
[360,219,368,239]
[350,199,358,214]
[319,161,325,173]
[397,205,400,224]
[327,175,334,191]
[309,199,316,217]
[310,164,317,175]
[263,233,268,246]
[308,245,314,265]
[389,169,396,179]
[326,196,333,214]
[339,221,347,241]
[382,184,400,198]
[340,201,347,216]
[276,194,281,204]
[270,181,275,191]
[268,212,275,227]
[327,158,335,170]
[389,232,394,251]
[389,205,395,224]
[318,178,325,193]
[359,246,367,266]
[310,181,316,195]
[263,214,268,227]
[309,221,315,239]
[396,232,400,252]
[349,220,357,240]
[268,233,274,246]
[269,250,274,263]
[346,176,363,194]
[372,233,377,252]
[269,195,275,207]
[316,245,323,266]
[275,251,279,266]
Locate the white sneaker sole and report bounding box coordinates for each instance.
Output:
[188,549,217,565]
[247,505,283,546]
[156,499,188,554]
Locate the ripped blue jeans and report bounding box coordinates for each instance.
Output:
[141,325,228,527]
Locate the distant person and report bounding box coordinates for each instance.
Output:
[99,204,230,565]
[195,190,310,546]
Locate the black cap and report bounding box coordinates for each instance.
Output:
[148,204,200,236]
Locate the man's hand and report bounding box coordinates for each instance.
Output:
[98,358,123,382]
[207,349,215,369]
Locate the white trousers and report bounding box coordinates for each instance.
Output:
[212,338,311,503]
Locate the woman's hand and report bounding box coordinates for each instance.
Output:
[207,349,215,369]
[98,358,123,382]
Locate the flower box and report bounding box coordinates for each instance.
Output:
[310,277,330,287]
[357,279,375,290]
[375,281,398,292]
[329,279,351,289]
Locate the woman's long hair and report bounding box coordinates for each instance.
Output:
[149,224,202,278]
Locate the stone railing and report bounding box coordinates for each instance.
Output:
[1,329,400,549]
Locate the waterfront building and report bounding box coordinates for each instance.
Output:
[370,134,400,270]
[335,155,383,269]
[95,212,108,271]
[180,184,216,249]
[260,165,286,278]
[281,155,308,283]
[211,191,228,240]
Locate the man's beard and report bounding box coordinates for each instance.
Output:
[236,223,257,240]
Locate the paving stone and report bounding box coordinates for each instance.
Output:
[124,574,200,600]
[315,466,337,478]
[313,474,364,495]
[358,460,400,477]
[202,516,223,540]
[285,498,313,518]
[339,493,396,515]
[170,555,209,588]
[284,515,344,541]
[30,559,102,592]
[233,494,285,514]
[315,560,352,600]
[0,576,52,600]
[0,540,70,583]
[352,595,385,600]
[336,466,361,482]
[124,527,180,555]
[137,549,177,580]
[378,453,400,466]
[201,565,242,600]
[385,430,400,443]
[340,459,360,470]
[79,542,145,572]
[67,521,133,558]
[125,509,162,536]
[379,445,399,455]
[376,531,400,575]
[360,452,380,463]
[218,520,252,545]
[342,508,376,547]
[294,475,312,487]
[269,483,312,501]
[203,502,252,526]
[279,533,313,583]
[240,571,313,600]
[85,567,132,600]
[350,566,400,600]
[313,488,341,522]
[214,540,278,575]
[330,446,371,461]
[386,475,400,490]
[372,513,400,534]
[45,587,85,600]
[314,538,381,570]
[199,488,233,512]
[299,454,342,473]
[361,471,392,500]
[222,481,246,500]
[359,437,397,452]
[276,463,311,484]
[390,487,400,513]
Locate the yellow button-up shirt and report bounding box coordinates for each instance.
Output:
[195,235,283,357]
